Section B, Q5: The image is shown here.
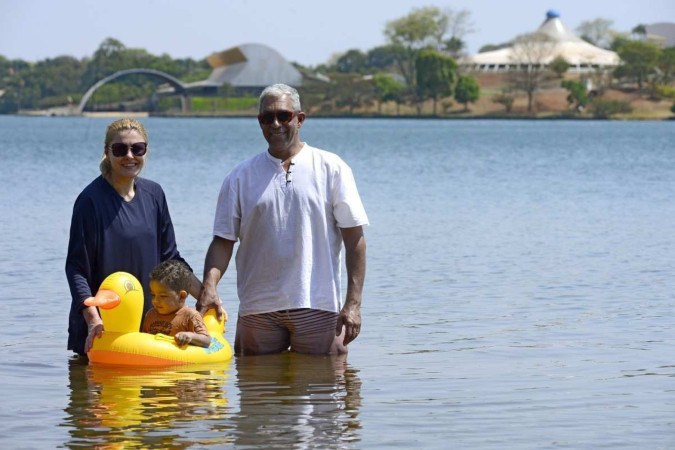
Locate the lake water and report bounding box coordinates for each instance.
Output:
[0,116,673,449]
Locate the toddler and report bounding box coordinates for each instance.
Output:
[143,260,211,347]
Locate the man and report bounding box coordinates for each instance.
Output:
[198,83,368,355]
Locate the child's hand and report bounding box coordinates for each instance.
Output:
[174,332,192,346]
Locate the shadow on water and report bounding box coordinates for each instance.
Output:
[62,353,362,448]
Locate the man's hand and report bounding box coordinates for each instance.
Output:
[336,304,361,346]
[197,284,225,321]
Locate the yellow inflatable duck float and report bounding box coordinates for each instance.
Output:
[84,272,233,366]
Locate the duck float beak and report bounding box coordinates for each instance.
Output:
[84,289,121,310]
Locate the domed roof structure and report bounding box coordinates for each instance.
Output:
[185,43,304,91]
[464,11,620,72]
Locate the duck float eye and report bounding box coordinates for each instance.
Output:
[124,280,137,293]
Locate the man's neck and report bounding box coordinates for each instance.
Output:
[268,141,304,164]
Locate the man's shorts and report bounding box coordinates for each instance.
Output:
[234,308,347,355]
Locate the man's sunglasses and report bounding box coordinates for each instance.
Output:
[109,142,148,157]
[257,110,296,125]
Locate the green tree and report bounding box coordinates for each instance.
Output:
[384,6,444,87]
[443,37,465,58]
[330,73,374,114]
[78,38,212,112]
[615,40,661,90]
[372,73,405,114]
[631,24,647,40]
[610,34,631,51]
[657,47,675,85]
[336,49,368,74]
[81,37,128,87]
[561,80,589,111]
[34,56,85,97]
[383,6,469,88]
[366,45,401,72]
[0,59,29,113]
[0,40,211,114]
[173,57,211,82]
[415,49,456,115]
[549,55,571,78]
[454,75,480,111]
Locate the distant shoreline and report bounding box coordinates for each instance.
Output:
[12,111,673,121]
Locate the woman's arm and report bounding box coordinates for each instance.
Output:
[82,305,104,352]
[66,194,102,354]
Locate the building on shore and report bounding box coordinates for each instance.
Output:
[155,42,328,98]
[155,43,304,97]
[645,22,675,48]
[462,10,620,73]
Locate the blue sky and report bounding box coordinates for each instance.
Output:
[1,0,673,66]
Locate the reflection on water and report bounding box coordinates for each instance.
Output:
[62,353,361,448]
[233,353,362,448]
[64,357,233,448]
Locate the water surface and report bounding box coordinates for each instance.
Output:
[0,116,673,448]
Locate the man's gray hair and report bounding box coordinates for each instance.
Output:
[258,83,302,112]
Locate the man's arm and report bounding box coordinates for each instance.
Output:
[197,236,236,320]
[187,272,203,304]
[337,226,366,346]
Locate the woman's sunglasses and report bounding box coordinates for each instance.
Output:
[257,110,296,125]
[109,142,148,157]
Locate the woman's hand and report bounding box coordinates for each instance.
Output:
[85,321,104,353]
[83,305,104,353]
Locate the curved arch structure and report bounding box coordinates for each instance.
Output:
[77,68,187,114]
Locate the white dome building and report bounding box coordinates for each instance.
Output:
[464,11,620,72]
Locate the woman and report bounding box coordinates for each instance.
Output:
[66,118,201,356]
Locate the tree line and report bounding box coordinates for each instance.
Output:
[0,37,211,113]
[1,6,673,116]
[0,6,477,115]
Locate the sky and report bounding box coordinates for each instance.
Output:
[1,0,673,67]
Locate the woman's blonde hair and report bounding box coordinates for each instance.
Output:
[99,118,149,176]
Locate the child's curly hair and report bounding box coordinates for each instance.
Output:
[149,260,191,293]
